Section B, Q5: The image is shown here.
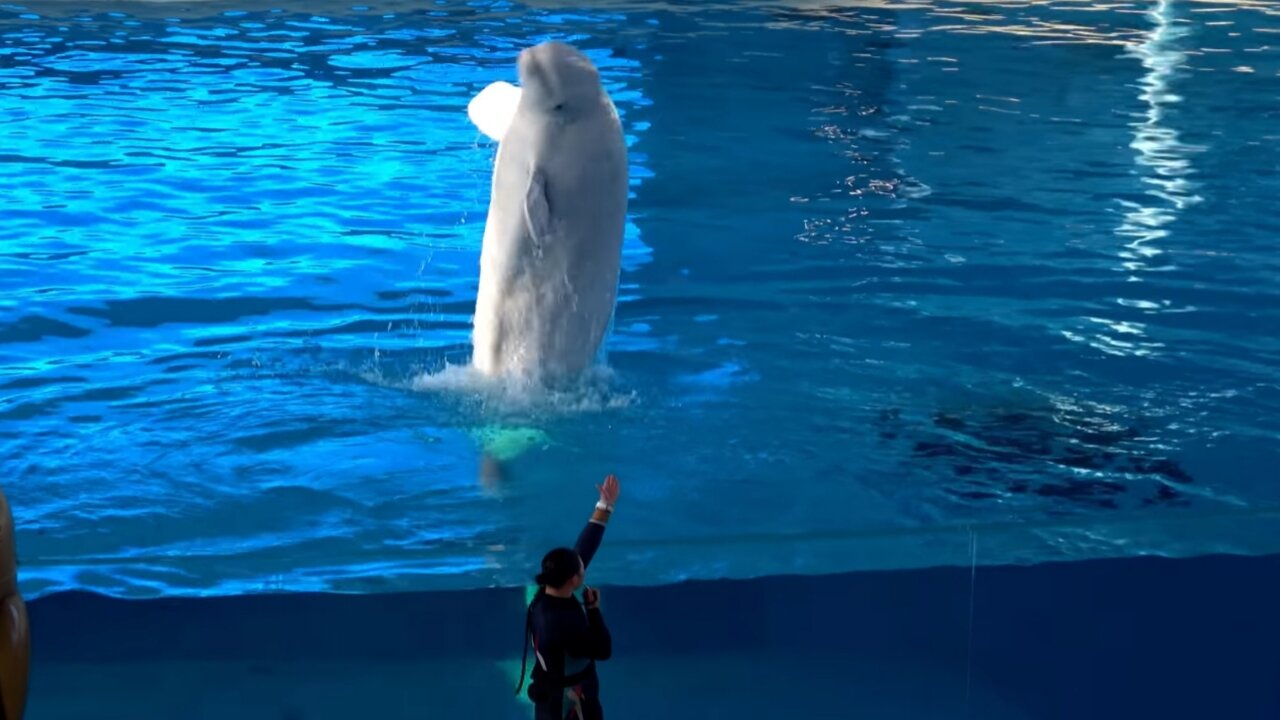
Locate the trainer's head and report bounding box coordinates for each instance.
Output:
[536,547,584,593]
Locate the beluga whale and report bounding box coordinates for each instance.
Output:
[465,41,629,389]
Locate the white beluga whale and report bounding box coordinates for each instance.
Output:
[466,41,629,388]
[420,42,627,478]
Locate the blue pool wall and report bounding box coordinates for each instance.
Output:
[28,551,1280,719]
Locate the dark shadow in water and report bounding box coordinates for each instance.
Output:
[876,403,1197,511]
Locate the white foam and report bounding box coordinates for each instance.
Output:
[410,361,635,417]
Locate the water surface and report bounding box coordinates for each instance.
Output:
[2,0,1278,597]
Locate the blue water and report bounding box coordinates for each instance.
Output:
[2,0,1278,599]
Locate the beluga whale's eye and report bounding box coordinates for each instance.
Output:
[554,103,565,111]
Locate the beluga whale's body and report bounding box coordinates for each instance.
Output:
[466,41,629,388]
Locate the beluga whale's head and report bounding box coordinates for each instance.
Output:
[516,41,608,121]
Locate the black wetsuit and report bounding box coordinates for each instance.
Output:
[523,520,613,720]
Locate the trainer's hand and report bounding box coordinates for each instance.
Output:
[583,586,601,609]
[596,474,620,506]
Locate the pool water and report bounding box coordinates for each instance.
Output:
[2,0,1278,599]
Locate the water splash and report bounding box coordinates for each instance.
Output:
[409,361,636,417]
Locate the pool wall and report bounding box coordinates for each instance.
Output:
[27,551,1280,719]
